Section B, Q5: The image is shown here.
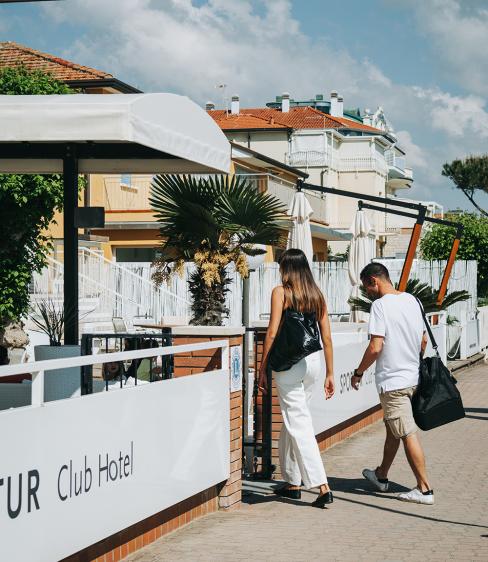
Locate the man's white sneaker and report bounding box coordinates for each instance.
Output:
[398,487,434,505]
[362,468,389,492]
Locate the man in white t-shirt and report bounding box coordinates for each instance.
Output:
[351,263,434,505]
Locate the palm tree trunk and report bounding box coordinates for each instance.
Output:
[188,267,230,326]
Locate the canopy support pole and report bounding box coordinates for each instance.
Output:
[398,206,426,292]
[437,226,463,306]
[63,146,79,345]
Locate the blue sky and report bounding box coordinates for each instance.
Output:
[1,0,488,212]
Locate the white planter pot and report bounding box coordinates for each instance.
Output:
[34,345,81,402]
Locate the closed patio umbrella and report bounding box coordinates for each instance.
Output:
[287,191,314,265]
[348,210,374,322]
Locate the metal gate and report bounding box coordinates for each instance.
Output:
[81,330,173,394]
[242,327,274,479]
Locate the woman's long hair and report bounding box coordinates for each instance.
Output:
[278,249,325,319]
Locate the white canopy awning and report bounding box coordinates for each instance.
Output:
[0,93,230,173]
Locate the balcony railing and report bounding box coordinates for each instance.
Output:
[287,151,388,175]
[339,156,388,174]
[385,151,406,171]
[288,150,329,167]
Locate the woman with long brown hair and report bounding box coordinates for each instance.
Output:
[258,248,334,508]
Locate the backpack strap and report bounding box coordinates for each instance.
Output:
[414,296,440,357]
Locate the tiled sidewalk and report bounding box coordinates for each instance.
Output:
[126,362,488,562]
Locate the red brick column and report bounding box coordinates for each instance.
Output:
[171,326,244,510]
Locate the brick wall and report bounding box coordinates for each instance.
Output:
[64,487,219,562]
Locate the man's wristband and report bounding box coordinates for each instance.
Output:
[354,369,363,378]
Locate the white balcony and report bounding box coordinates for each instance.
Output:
[287,151,389,175]
[385,150,413,190]
[288,150,329,167]
[339,156,387,174]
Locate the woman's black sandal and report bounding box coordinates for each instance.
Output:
[275,485,302,500]
[311,491,333,508]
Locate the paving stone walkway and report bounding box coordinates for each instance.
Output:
[126,362,488,562]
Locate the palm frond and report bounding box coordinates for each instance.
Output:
[437,289,470,310]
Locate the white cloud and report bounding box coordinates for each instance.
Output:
[396,130,427,169]
[412,87,488,139]
[407,0,488,96]
[39,0,488,210]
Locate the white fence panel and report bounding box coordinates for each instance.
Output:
[479,306,488,351]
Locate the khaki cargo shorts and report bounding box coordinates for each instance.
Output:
[379,386,418,439]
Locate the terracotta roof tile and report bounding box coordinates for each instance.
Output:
[334,116,383,133]
[0,41,113,81]
[209,111,288,130]
[209,105,383,133]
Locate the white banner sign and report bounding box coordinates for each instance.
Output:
[0,371,229,562]
[310,340,380,435]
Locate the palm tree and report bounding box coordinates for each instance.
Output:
[348,278,470,316]
[150,174,287,325]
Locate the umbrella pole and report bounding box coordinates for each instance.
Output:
[63,145,79,345]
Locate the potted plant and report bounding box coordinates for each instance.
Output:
[30,299,81,400]
[150,174,286,326]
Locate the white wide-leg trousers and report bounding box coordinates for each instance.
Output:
[274,350,327,490]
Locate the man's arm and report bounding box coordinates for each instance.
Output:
[351,335,384,390]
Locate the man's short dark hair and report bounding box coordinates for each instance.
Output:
[360,262,391,284]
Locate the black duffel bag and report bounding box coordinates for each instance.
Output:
[412,298,465,431]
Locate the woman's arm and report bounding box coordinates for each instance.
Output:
[258,286,285,393]
[318,303,335,399]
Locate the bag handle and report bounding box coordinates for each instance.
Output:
[414,296,440,357]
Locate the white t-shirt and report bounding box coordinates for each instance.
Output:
[368,292,424,393]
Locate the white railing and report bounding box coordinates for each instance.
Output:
[288,150,329,167]
[339,156,388,174]
[31,248,192,328]
[249,262,351,321]
[30,255,139,318]
[478,306,488,351]
[123,262,243,327]
[385,151,406,171]
[0,340,229,408]
[246,260,478,325]
[378,259,478,322]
